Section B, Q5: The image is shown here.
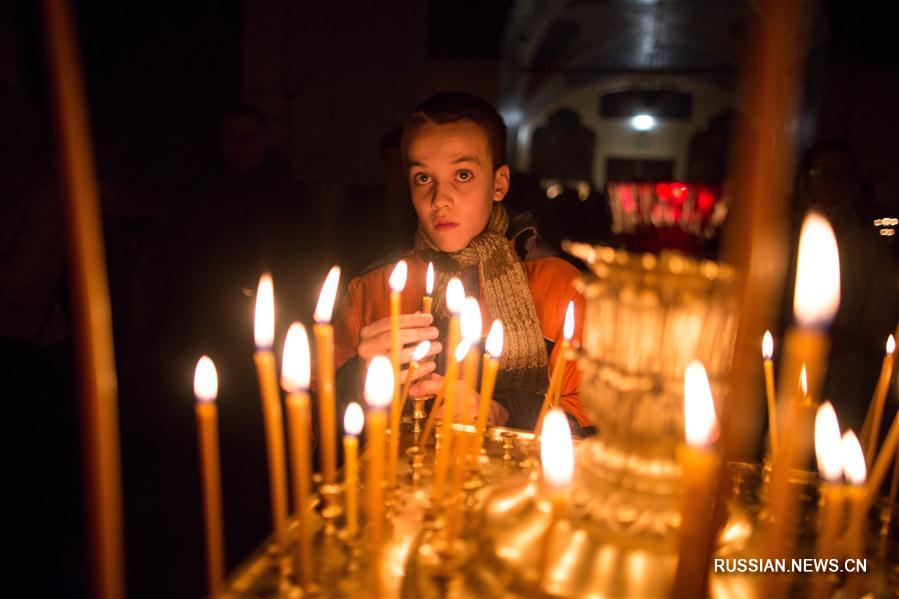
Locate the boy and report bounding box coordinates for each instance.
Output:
[333,92,588,432]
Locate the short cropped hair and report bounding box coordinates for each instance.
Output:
[401,92,507,171]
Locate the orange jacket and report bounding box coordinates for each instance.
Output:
[333,252,589,427]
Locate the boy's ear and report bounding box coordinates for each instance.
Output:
[493,165,510,202]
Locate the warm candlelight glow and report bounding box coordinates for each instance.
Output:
[684,361,719,447]
[344,402,364,436]
[194,356,218,402]
[841,431,867,485]
[799,365,808,397]
[313,266,341,323]
[454,339,472,363]
[461,297,482,343]
[364,356,394,408]
[281,323,311,391]
[412,340,431,363]
[563,300,575,341]
[762,330,773,360]
[389,260,408,292]
[814,401,843,482]
[426,262,434,296]
[485,320,504,359]
[446,278,465,314]
[254,274,275,348]
[541,409,574,487]
[793,212,841,328]
[887,334,896,355]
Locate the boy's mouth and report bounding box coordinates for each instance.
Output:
[434,220,458,231]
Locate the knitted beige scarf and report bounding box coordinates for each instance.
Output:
[414,204,549,394]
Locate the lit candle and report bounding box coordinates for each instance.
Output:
[762,331,778,458]
[460,297,483,400]
[863,335,895,467]
[423,262,434,314]
[253,273,289,555]
[399,341,431,408]
[473,321,503,460]
[672,361,721,599]
[388,260,408,488]
[537,301,575,433]
[313,266,341,486]
[841,430,867,598]
[194,356,225,598]
[811,401,843,599]
[799,364,809,402]
[538,408,574,583]
[446,278,465,373]
[343,403,364,538]
[432,339,470,502]
[363,356,394,584]
[281,323,314,586]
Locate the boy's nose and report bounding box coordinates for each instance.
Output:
[430,182,453,208]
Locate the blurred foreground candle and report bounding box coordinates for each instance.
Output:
[446,278,465,372]
[253,273,289,554]
[865,409,899,506]
[811,402,843,599]
[539,409,574,582]
[388,260,408,488]
[313,266,341,485]
[343,403,364,538]
[446,346,477,542]
[194,356,225,598]
[432,340,469,502]
[864,335,895,467]
[841,431,867,598]
[799,364,809,401]
[762,331,778,458]
[363,357,393,587]
[537,301,575,433]
[460,297,483,395]
[423,262,434,314]
[672,361,720,599]
[281,324,314,586]
[399,341,431,407]
[473,321,503,459]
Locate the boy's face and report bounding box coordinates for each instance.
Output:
[407,120,509,252]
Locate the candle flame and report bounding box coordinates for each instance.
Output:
[800,365,808,397]
[461,297,482,343]
[762,330,773,360]
[541,409,574,488]
[254,273,275,349]
[684,361,719,446]
[426,262,434,296]
[314,266,341,323]
[344,402,364,436]
[389,260,408,292]
[563,301,575,341]
[364,355,394,408]
[454,339,471,363]
[193,355,218,402]
[446,278,465,314]
[840,430,866,485]
[412,340,431,363]
[485,320,504,359]
[280,323,311,391]
[814,401,843,482]
[793,212,841,328]
[887,334,895,355]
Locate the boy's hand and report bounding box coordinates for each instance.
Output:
[409,374,510,426]
[358,312,441,368]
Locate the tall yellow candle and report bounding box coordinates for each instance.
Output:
[388,260,408,488]
[313,266,341,486]
[446,277,465,369]
[363,357,394,588]
[253,274,289,555]
[194,356,225,599]
[343,403,364,538]
[811,401,844,599]
[433,339,469,502]
[864,335,895,467]
[460,297,483,395]
[672,361,721,599]
[865,410,899,506]
[841,431,867,599]
[537,301,575,433]
[762,331,778,458]
[422,261,434,314]
[538,409,574,584]
[281,323,314,587]
[399,341,431,407]
[473,321,503,459]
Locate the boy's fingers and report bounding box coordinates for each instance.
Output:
[398,326,439,347]
[409,378,443,397]
[361,313,433,338]
[399,341,442,363]
[398,360,436,383]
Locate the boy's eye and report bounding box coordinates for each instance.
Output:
[413,173,431,184]
[456,170,472,182]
